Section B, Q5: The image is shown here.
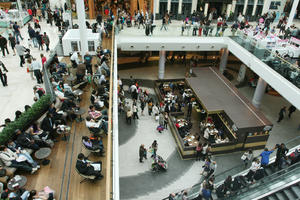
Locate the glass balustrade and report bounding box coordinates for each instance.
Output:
[230,33,300,89]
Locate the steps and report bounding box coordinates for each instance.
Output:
[260,182,300,200]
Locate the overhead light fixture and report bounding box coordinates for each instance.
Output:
[130,46,134,48]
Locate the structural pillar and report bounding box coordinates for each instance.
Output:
[204,3,209,17]
[219,48,228,74]
[226,4,232,18]
[75,0,88,56]
[236,64,247,84]
[178,0,183,14]
[155,0,159,14]
[243,0,248,15]
[158,51,166,80]
[17,0,22,11]
[231,0,236,13]
[252,0,258,16]
[252,77,267,108]
[191,0,197,14]
[287,0,300,28]
[167,0,171,13]
[262,0,271,15]
[88,0,95,19]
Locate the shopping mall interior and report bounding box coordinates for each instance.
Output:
[0,0,299,199]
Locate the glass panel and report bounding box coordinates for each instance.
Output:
[71,41,78,52]
[88,41,95,51]
[230,32,300,89]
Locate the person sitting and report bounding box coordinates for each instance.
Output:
[88,105,107,120]
[7,140,39,168]
[82,136,104,155]
[85,116,108,134]
[0,146,38,174]
[15,129,47,150]
[76,153,103,180]
[48,102,67,124]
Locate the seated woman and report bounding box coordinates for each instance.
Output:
[0,146,38,174]
[82,136,104,155]
[29,122,46,140]
[85,116,108,134]
[7,140,39,168]
[88,105,108,120]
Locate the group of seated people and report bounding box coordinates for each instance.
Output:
[201,118,230,144]
[175,119,193,138]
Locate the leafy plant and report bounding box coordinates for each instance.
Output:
[0,95,51,145]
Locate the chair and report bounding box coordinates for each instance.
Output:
[81,138,102,157]
[75,167,96,184]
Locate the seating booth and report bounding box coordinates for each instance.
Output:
[155,67,273,159]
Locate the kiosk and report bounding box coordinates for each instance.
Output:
[155,67,273,159]
[62,29,100,56]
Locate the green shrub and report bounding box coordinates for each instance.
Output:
[0,94,51,145]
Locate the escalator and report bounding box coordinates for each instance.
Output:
[260,181,300,200]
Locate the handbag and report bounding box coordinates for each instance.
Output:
[241,154,247,160]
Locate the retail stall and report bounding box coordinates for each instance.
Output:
[0,9,31,28]
[62,29,100,56]
[155,67,272,159]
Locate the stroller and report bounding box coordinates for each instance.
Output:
[151,155,168,172]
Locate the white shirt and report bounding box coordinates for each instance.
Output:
[70,52,79,64]
[31,60,42,71]
[130,85,137,93]
[204,128,210,139]
[85,120,101,128]
[250,161,261,172]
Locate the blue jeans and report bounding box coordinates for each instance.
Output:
[99,121,108,133]
[20,152,38,167]
[32,37,38,47]
[14,32,23,43]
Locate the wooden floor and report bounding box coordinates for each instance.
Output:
[25,37,112,200]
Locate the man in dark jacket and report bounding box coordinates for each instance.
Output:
[41,113,55,134]
[277,106,286,123]
[275,143,289,169]
[288,105,296,118]
[28,26,38,47]
[15,129,40,150]
[0,35,9,57]
[0,61,8,86]
[76,153,103,179]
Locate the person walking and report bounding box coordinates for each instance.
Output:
[15,42,27,67]
[148,100,153,116]
[160,16,167,31]
[288,105,296,118]
[36,32,43,51]
[140,98,145,116]
[0,61,8,87]
[0,35,9,57]
[195,143,203,161]
[42,32,50,52]
[132,103,139,120]
[139,144,147,163]
[164,112,168,130]
[31,58,43,84]
[12,22,24,43]
[241,149,253,168]
[151,140,158,158]
[8,33,16,56]
[26,58,34,80]
[277,106,286,123]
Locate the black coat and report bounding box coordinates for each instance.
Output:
[0,37,7,47]
[16,133,34,148]
[76,159,95,176]
[41,117,54,132]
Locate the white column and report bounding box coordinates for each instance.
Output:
[75,0,88,56]
[17,0,22,11]
[231,0,236,13]
[167,0,171,13]
[243,0,248,15]
[219,48,228,74]
[236,64,247,83]
[287,0,300,28]
[191,0,197,14]
[155,0,159,14]
[262,0,271,15]
[252,77,267,108]
[153,0,156,21]
[204,3,209,17]
[252,0,258,16]
[158,51,166,79]
[226,4,232,18]
[178,0,183,14]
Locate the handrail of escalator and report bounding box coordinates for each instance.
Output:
[164,136,300,200]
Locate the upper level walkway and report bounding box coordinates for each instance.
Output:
[116,21,300,110]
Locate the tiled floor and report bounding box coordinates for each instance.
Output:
[0,20,59,127]
[118,62,300,199]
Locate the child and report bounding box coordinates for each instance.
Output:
[27,38,33,48]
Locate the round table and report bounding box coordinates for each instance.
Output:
[35,147,51,165]
[74,108,86,122]
[7,175,27,191]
